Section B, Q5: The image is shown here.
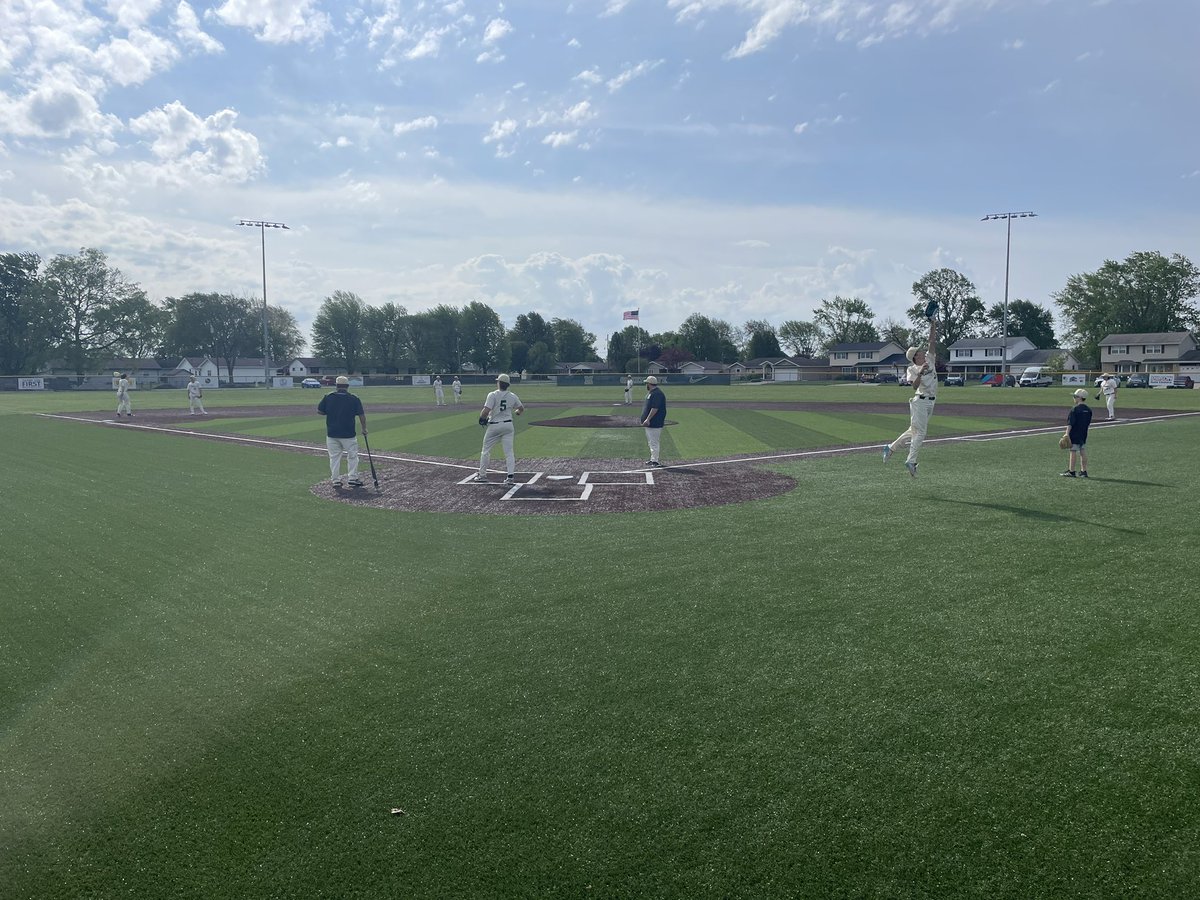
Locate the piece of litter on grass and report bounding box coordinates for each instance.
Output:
[390,808,406,816]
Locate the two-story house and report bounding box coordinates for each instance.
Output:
[1099,332,1198,375]
[827,342,906,378]
[945,337,1035,377]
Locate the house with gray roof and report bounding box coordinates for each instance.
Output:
[1098,332,1198,375]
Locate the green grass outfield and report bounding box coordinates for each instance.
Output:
[3,387,1199,898]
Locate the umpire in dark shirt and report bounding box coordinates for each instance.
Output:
[640,375,667,467]
[317,376,368,487]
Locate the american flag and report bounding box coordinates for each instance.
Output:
[622,309,639,321]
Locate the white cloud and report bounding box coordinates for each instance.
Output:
[127,100,264,184]
[393,115,439,135]
[574,67,603,85]
[482,18,512,44]
[108,0,163,30]
[211,0,332,44]
[0,66,118,140]
[483,118,518,157]
[174,2,224,54]
[406,26,450,59]
[543,130,578,148]
[1003,38,1025,50]
[607,60,663,93]
[793,121,809,134]
[94,27,179,86]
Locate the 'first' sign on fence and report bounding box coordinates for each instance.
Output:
[18,378,45,390]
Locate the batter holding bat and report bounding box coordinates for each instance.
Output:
[474,374,524,485]
[882,302,939,477]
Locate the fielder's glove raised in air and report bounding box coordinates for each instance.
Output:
[479,415,490,427]
[923,300,939,321]
[1058,433,1072,450]
[1095,394,1101,401]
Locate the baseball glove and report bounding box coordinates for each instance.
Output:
[478,415,490,427]
[923,300,939,321]
[1058,433,1071,450]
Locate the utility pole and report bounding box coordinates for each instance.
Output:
[981,211,1036,384]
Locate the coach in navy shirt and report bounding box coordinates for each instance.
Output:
[640,375,667,468]
[317,376,368,488]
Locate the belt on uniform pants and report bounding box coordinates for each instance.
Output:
[492,419,512,423]
[916,394,935,400]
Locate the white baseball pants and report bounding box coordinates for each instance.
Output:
[116,394,131,415]
[479,422,515,476]
[1105,394,1115,418]
[889,397,935,465]
[189,396,206,414]
[326,436,360,481]
[644,426,662,463]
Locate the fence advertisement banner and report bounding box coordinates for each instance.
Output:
[18,377,45,390]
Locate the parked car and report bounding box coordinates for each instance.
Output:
[875,372,899,383]
[320,375,337,386]
[1125,374,1149,388]
[1169,375,1195,389]
[1018,366,1054,387]
[944,374,965,387]
[300,378,321,388]
[859,373,878,383]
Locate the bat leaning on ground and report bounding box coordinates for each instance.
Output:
[362,432,380,492]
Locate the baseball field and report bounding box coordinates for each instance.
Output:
[3,381,1199,898]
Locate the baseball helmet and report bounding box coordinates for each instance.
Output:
[113,371,120,377]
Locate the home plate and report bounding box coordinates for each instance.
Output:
[547,475,574,481]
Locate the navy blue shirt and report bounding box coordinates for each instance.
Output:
[1067,402,1092,444]
[318,390,364,438]
[641,387,666,428]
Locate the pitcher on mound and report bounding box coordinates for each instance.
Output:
[883,309,939,478]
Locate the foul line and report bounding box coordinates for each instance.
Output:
[38,409,1200,475]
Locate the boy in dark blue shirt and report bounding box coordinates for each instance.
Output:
[1061,388,1092,478]
[640,376,667,467]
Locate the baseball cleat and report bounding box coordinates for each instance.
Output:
[504,476,516,485]
[471,474,488,483]
[905,461,917,478]
[348,479,364,487]
[1059,471,1076,477]
[881,445,892,462]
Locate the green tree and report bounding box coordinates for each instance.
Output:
[878,318,917,351]
[162,292,260,385]
[908,268,985,356]
[509,340,530,374]
[813,296,878,351]
[984,299,1056,349]
[605,331,627,371]
[460,301,509,373]
[746,327,783,359]
[0,252,60,375]
[510,312,555,353]
[262,306,305,363]
[677,313,725,361]
[363,302,410,372]
[711,319,740,363]
[778,320,822,358]
[551,317,597,361]
[526,340,555,374]
[1054,251,1200,366]
[43,248,155,373]
[312,291,369,373]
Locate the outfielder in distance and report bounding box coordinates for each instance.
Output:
[115,371,132,420]
[474,374,524,485]
[882,301,939,478]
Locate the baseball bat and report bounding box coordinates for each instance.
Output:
[363,432,380,492]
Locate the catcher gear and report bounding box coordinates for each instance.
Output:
[479,414,490,427]
[1058,433,1071,450]
[923,300,939,321]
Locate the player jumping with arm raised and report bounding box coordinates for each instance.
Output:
[882,303,939,478]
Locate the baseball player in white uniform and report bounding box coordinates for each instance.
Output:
[434,375,446,406]
[474,374,524,484]
[115,372,132,419]
[623,375,633,405]
[882,317,939,477]
[186,375,207,415]
[1098,373,1118,420]
[452,376,463,404]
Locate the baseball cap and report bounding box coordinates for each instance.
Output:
[336,375,349,385]
[905,347,919,361]
[1073,389,1088,399]
[644,375,658,385]
[496,373,510,384]
[113,371,120,377]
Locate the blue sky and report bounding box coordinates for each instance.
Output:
[2,0,1197,353]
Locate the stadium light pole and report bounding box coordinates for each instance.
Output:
[981,211,1036,385]
[238,219,290,388]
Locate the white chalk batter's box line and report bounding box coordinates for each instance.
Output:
[455,469,654,501]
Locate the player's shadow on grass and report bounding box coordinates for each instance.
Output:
[933,498,1146,536]
[1074,476,1171,487]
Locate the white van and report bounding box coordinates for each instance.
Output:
[1018,366,1054,387]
